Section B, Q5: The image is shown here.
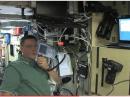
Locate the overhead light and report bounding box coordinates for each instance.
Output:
[0,5,33,16]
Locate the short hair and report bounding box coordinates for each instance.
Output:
[20,35,37,46]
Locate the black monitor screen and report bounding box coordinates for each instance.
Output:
[36,1,68,18]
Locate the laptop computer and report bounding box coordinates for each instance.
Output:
[107,16,130,48]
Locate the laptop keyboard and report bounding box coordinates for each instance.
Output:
[118,43,130,47]
[107,43,130,48]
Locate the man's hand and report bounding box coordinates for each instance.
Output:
[48,70,62,85]
[37,56,49,70]
[37,56,61,84]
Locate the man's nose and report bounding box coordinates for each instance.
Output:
[31,46,36,50]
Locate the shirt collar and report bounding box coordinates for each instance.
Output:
[18,54,36,67]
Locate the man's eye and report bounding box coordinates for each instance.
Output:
[25,45,37,48]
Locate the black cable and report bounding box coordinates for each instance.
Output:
[76,75,80,96]
[82,78,85,95]
[106,79,130,96]
[106,85,114,96]
[47,54,66,71]
[76,85,79,96]
[114,80,130,86]
[48,58,52,68]
[55,55,60,76]
[60,88,73,96]
[72,67,75,84]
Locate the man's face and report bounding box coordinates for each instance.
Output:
[20,39,37,60]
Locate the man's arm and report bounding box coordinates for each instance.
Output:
[48,70,61,84]
[37,57,61,84]
[0,66,21,96]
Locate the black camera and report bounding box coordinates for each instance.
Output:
[103,58,123,84]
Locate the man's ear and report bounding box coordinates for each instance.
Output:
[20,46,23,52]
[17,45,21,54]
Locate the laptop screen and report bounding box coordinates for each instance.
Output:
[119,18,130,42]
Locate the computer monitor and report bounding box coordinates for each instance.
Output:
[119,18,130,42]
